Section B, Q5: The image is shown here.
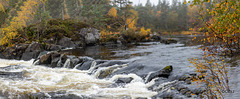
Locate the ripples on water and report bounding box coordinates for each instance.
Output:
[0,37,206,98]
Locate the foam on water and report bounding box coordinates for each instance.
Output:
[0,59,34,67]
[0,59,157,98]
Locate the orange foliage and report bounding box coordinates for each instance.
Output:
[100,29,120,43]
[108,7,117,17]
[126,9,138,30]
[139,27,151,37]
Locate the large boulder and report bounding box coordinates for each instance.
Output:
[45,44,62,51]
[145,65,173,83]
[25,42,44,52]
[160,38,177,44]
[57,37,76,48]
[151,35,161,41]
[114,77,133,84]
[74,56,95,70]
[79,28,100,45]
[38,51,61,67]
[1,43,29,60]
[21,42,44,60]
[96,64,128,79]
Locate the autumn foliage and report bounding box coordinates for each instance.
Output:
[0,0,42,46]
[189,0,239,98]
[107,7,117,17]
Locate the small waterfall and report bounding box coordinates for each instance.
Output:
[152,80,178,92]
[144,71,154,83]
[33,60,40,65]
[57,55,63,67]
[63,59,71,68]
[110,73,143,83]
[93,64,128,79]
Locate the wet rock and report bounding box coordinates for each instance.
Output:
[76,61,95,70]
[88,60,129,73]
[21,52,39,61]
[79,28,100,45]
[160,38,177,44]
[57,37,76,48]
[151,35,161,41]
[0,53,5,59]
[152,92,183,99]
[25,42,44,52]
[191,88,205,95]
[97,60,129,68]
[185,78,191,84]
[115,77,133,83]
[148,77,169,91]
[1,43,28,60]
[22,92,92,99]
[74,57,95,70]
[96,64,128,79]
[95,60,108,65]
[39,53,52,64]
[37,51,49,58]
[45,44,62,51]
[136,97,147,99]
[109,62,147,78]
[50,52,61,68]
[145,65,173,83]
[21,42,44,60]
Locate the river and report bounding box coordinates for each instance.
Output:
[0,35,239,99]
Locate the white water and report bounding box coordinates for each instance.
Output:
[0,59,157,99]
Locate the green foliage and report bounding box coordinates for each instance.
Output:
[18,19,89,43]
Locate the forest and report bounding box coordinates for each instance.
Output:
[0,0,239,99]
[0,0,205,46]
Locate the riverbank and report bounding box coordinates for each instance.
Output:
[0,34,208,98]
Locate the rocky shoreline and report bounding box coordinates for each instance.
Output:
[0,25,205,98]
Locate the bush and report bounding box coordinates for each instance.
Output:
[100,30,120,43]
[121,28,151,43]
[18,19,89,43]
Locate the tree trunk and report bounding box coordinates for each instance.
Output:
[62,8,64,20]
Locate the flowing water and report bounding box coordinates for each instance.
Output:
[1,35,239,99]
[0,59,157,99]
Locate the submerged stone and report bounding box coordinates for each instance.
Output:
[114,77,133,83]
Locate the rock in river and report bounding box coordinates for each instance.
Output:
[145,65,173,83]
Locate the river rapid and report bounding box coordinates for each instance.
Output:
[0,35,238,99]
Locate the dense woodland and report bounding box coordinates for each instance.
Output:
[0,0,204,31]
[0,0,205,46]
[0,0,239,98]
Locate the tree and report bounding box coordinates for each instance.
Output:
[113,0,138,30]
[0,0,42,46]
[189,0,239,98]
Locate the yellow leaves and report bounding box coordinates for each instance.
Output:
[139,27,151,37]
[100,29,120,42]
[183,0,187,4]
[0,0,41,46]
[108,7,117,17]
[0,3,5,13]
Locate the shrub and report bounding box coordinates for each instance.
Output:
[100,29,120,43]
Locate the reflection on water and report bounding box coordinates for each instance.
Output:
[61,43,155,60]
